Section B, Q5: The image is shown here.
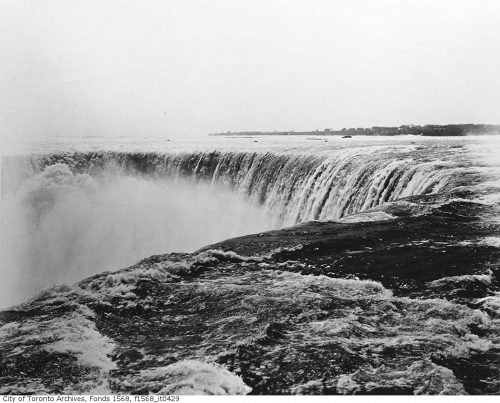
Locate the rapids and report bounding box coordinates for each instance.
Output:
[1,135,499,395]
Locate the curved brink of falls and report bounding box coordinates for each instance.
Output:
[23,149,470,227]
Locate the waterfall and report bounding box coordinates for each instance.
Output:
[0,149,471,308]
[13,150,463,226]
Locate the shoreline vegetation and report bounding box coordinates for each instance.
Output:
[210,124,500,137]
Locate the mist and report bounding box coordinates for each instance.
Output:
[0,163,273,308]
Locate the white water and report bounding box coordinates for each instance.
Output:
[0,285,117,394]
[1,135,499,309]
[0,163,271,308]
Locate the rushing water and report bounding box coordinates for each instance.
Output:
[1,135,499,394]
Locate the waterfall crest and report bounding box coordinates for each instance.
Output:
[17,150,465,226]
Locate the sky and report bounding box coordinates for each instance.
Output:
[1,0,500,140]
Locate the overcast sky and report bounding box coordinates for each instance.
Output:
[1,0,500,140]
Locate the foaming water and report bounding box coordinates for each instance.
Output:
[0,285,116,394]
[71,249,494,394]
[1,136,497,308]
[0,164,271,308]
[1,135,500,395]
[131,360,251,395]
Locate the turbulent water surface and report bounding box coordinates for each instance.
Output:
[1,135,499,394]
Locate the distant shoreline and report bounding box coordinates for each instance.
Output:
[210,124,500,137]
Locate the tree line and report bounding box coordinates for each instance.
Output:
[211,124,500,137]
